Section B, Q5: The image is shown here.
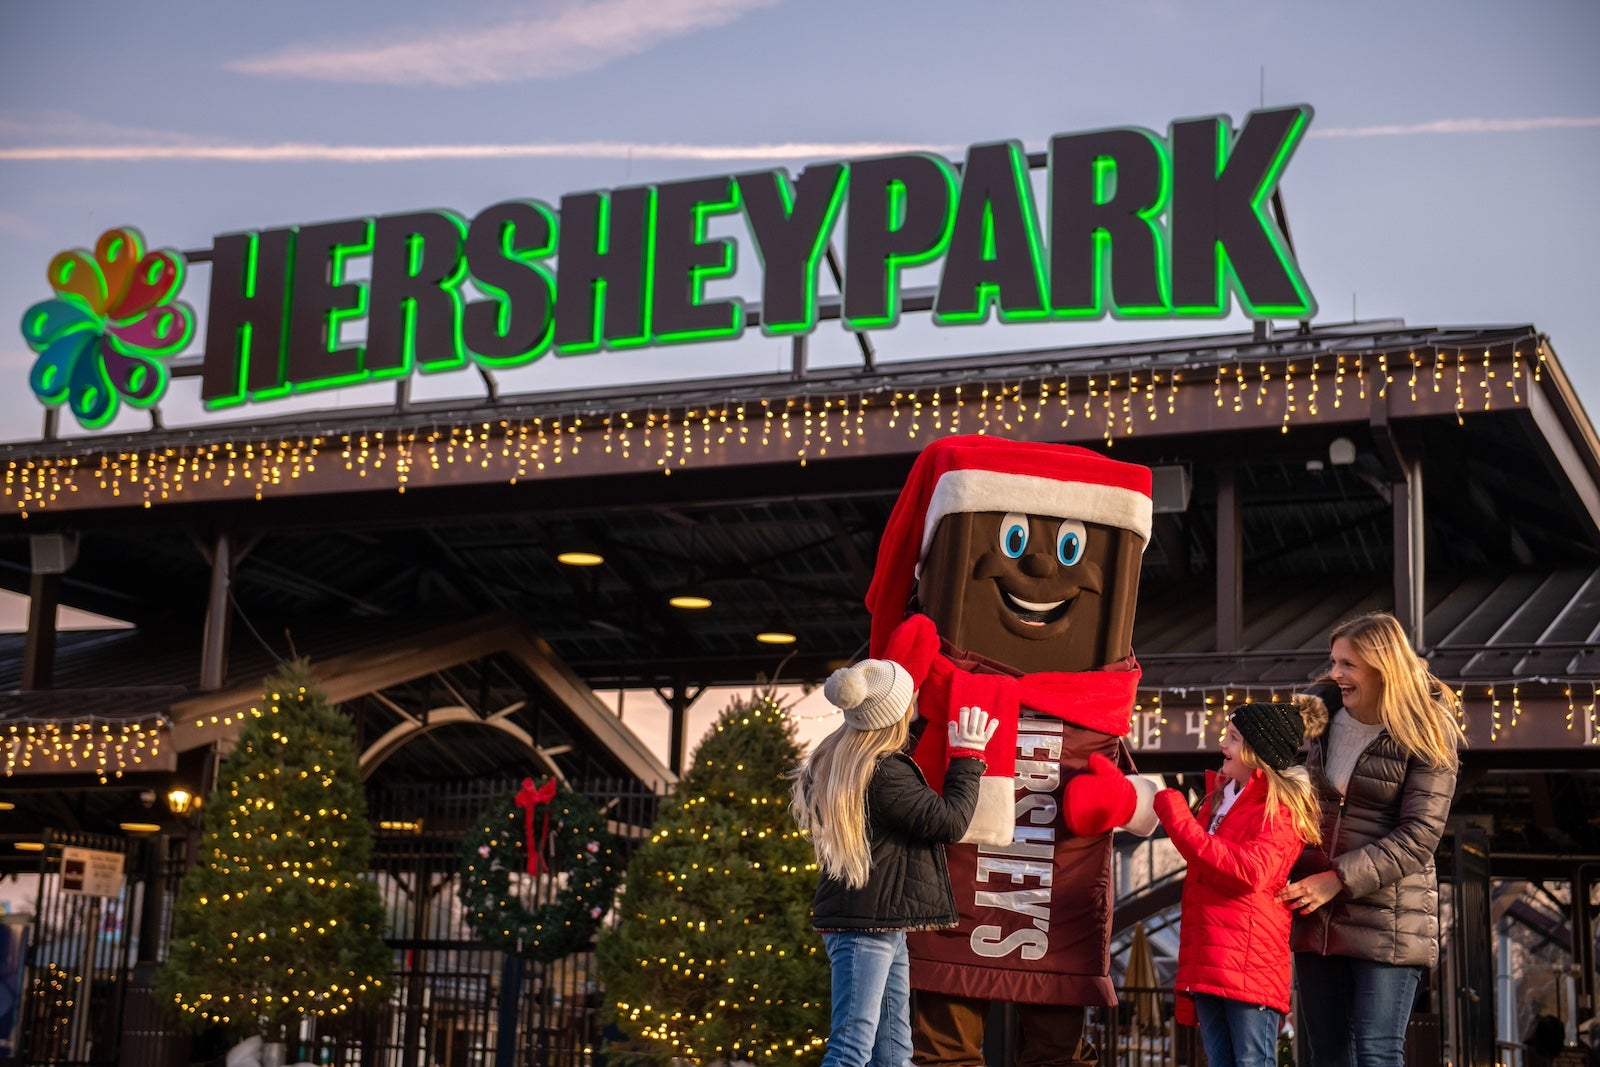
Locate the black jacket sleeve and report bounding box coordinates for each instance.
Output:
[869,754,984,844]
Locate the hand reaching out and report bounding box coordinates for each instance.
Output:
[947,706,999,752]
[1063,753,1138,837]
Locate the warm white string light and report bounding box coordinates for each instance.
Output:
[1142,674,1597,746]
[1,343,1540,516]
[2,714,166,783]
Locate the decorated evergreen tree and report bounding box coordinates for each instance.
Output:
[156,663,391,1035]
[597,688,829,1066]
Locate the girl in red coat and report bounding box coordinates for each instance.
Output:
[1153,696,1328,1067]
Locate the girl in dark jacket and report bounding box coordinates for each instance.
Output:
[792,658,997,1067]
[1279,612,1465,1067]
[1154,696,1327,1067]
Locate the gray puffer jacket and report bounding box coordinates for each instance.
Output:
[1290,720,1457,967]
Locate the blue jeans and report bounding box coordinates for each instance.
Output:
[1293,953,1421,1067]
[820,931,910,1067]
[1193,992,1281,1067]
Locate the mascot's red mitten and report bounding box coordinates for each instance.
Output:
[1064,753,1139,837]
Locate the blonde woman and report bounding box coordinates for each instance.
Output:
[1279,611,1465,1067]
[1153,695,1328,1067]
[792,658,997,1067]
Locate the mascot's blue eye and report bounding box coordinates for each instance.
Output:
[1057,520,1087,566]
[1000,512,1028,558]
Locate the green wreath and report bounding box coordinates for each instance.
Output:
[458,779,623,962]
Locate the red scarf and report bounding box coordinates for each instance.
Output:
[910,641,1140,786]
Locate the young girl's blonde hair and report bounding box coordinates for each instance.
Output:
[790,710,912,890]
[1330,611,1465,770]
[1213,694,1329,846]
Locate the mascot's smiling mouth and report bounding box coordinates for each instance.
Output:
[1000,589,1073,626]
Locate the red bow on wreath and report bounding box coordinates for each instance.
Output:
[514,777,559,876]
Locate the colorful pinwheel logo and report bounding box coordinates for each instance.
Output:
[21,227,195,430]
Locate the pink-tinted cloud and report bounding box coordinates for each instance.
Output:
[1311,116,1600,138]
[0,138,950,164]
[226,0,778,86]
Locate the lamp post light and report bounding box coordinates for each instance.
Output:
[165,788,199,818]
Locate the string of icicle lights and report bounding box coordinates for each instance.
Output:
[3,715,166,783]
[1129,678,1600,747]
[9,674,1592,784]
[788,672,1596,746]
[1,345,1544,516]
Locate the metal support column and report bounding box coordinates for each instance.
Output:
[1215,466,1242,652]
[20,571,59,690]
[200,532,233,690]
[658,673,706,776]
[668,674,691,776]
[1392,452,1425,648]
[1373,397,1425,647]
[1574,862,1597,1026]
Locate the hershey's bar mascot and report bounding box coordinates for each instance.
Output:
[866,435,1158,1067]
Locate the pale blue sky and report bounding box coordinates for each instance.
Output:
[2,0,1598,443]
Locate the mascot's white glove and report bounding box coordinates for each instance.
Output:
[947,706,1000,752]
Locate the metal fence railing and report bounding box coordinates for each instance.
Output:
[15,777,1459,1067]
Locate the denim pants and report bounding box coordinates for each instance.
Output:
[1293,953,1422,1067]
[821,931,911,1067]
[1192,993,1281,1067]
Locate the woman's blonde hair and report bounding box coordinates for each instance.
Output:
[1214,694,1328,846]
[1330,611,1465,769]
[790,709,912,890]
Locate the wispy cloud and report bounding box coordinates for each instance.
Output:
[0,211,50,239]
[6,115,1593,166]
[0,139,951,164]
[1310,116,1600,138]
[226,0,777,86]
[0,109,212,146]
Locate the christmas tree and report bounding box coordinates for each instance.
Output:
[156,663,391,1034]
[597,688,829,1066]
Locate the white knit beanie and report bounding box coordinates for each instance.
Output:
[824,659,914,732]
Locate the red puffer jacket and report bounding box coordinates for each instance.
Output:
[1152,771,1305,1024]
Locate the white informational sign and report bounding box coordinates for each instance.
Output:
[59,847,124,898]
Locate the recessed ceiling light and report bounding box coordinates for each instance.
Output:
[669,595,712,610]
[0,801,14,811]
[756,630,797,645]
[120,822,162,834]
[556,550,605,567]
[13,842,43,852]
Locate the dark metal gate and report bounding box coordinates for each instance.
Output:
[20,829,135,1066]
[1451,825,1495,1067]
[300,777,662,1067]
[12,778,662,1066]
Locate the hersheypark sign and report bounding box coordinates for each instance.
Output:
[22,105,1317,430]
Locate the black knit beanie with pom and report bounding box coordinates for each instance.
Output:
[1229,702,1304,771]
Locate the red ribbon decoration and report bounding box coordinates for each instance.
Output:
[514,777,559,876]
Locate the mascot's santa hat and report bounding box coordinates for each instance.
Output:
[866,435,1153,663]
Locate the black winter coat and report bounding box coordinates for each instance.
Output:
[810,752,984,932]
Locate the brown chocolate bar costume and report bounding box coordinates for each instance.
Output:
[866,436,1157,1067]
